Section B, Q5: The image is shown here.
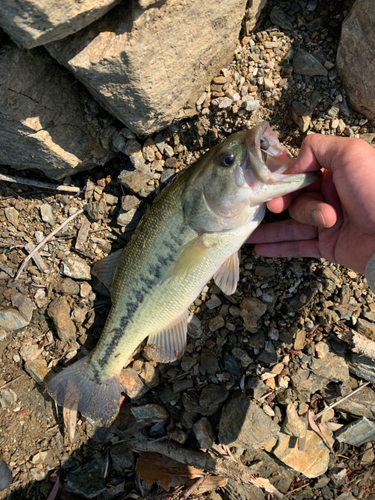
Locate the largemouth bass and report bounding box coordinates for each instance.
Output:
[47,122,320,427]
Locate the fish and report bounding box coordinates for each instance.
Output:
[47,121,320,427]
[0,456,12,492]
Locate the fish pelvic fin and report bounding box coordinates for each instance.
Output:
[145,310,188,363]
[46,356,121,428]
[213,251,240,295]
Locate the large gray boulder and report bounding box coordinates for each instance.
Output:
[0,41,116,180]
[336,0,375,119]
[46,0,247,137]
[0,0,120,49]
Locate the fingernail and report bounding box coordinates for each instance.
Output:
[312,209,326,227]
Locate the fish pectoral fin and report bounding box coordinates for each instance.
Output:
[91,248,123,291]
[145,310,188,363]
[213,251,240,295]
[172,234,215,279]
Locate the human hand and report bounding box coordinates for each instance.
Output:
[247,133,375,274]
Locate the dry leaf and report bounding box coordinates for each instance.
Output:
[195,475,227,494]
[136,452,203,491]
[252,477,283,499]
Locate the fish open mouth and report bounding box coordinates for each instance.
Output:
[243,121,321,202]
[245,121,296,183]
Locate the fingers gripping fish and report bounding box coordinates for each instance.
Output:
[47,122,320,427]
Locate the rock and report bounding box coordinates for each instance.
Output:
[0,41,115,180]
[356,318,375,340]
[118,165,154,194]
[199,385,228,409]
[0,0,120,49]
[348,354,375,383]
[120,368,145,399]
[269,6,293,31]
[138,362,159,388]
[173,379,194,392]
[193,417,215,448]
[293,49,328,77]
[130,404,169,424]
[205,294,222,310]
[254,264,274,278]
[188,315,203,339]
[39,204,55,225]
[117,208,142,228]
[336,0,375,120]
[65,457,107,498]
[293,329,306,350]
[291,101,311,133]
[360,442,375,464]
[243,0,267,33]
[19,344,42,362]
[208,315,225,332]
[110,443,134,472]
[309,353,349,383]
[57,278,80,296]
[61,255,91,280]
[282,403,306,438]
[242,98,260,112]
[11,292,34,323]
[315,341,329,359]
[121,195,140,212]
[335,417,375,447]
[46,0,248,137]
[274,430,334,478]
[219,393,279,449]
[169,428,188,444]
[0,307,31,331]
[232,347,252,367]
[318,308,340,326]
[200,348,219,375]
[5,207,19,226]
[240,297,267,329]
[48,297,77,341]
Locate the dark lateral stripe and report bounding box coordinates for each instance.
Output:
[94,233,185,375]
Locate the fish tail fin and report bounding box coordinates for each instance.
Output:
[46,356,121,427]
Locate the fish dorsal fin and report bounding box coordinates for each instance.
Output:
[145,310,189,363]
[91,248,123,291]
[172,234,215,279]
[213,251,240,295]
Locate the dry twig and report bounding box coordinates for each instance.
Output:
[0,173,80,193]
[14,208,84,280]
[0,374,24,390]
[313,381,371,421]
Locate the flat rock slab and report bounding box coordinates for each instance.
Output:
[273,430,334,478]
[336,0,375,120]
[335,417,375,447]
[46,0,247,137]
[0,0,120,49]
[0,41,115,179]
[218,393,279,449]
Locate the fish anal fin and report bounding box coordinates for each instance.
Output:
[172,235,214,279]
[213,251,240,295]
[91,248,123,291]
[145,311,188,363]
[46,356,121,428]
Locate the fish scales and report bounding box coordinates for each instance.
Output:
[47,122,321,426]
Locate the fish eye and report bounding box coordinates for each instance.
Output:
[260,137,270,151]
[220,153,235,167]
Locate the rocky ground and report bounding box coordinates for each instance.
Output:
[1,0,375,499]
